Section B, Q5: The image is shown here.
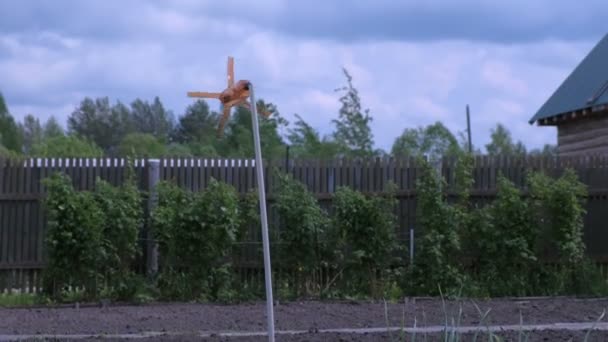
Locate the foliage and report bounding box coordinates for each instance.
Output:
[187,142,218,157]
[165,142,193,157]
[19,114,43,154]
[42,173,105,299]
[129,97,175,143]
[485,123,526,157]
[30,134,104,157]
[391,122,461,162]
[529,143,557,157]
[119,132,166,157]
[0,293,38,307]
[466,175,540,296]
[43,116,64,139]
[152,178,244,301]
[172,99,218,146]
[272,170,331,297]
[93,170,144,300]
[67,97,134,152]
[41,165,144,301]
[0,92,23,153]
[528,169,601,294]
[217,102,289,159]
[529,169,586,264]
[287,114,340,159]
[332,68,374,158]
[0,143,22,159]
[408,157,463,296]
[331,182,400,298]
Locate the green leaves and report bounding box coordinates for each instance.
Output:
[151,178,243,301]
[42,170,143,301]
[30,134,104,158]
[42,173,105,299]
[528,168,594,294]
[332,181,400,298]
[408,156,465,296]
[485,123,527,157]
[391,122,462,162]
[271,170,331,297]
[332,68,375,158]
[93,176,144,299]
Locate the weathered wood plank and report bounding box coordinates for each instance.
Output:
[559,133,608,154]
[558,112,608,137]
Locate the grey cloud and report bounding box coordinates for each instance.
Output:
[267,1,607,43]
[1,1,606,43]
[160,0,608,43]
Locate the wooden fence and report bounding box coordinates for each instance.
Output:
[1,155,608,293]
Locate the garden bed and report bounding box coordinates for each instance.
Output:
[1,296,607,340]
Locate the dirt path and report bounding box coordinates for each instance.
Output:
[0,297,607,340]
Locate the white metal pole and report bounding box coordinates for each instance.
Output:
[248,82,275,342]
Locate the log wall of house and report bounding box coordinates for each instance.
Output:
[558,111,608,156]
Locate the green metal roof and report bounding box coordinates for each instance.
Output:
[529,33,608,125]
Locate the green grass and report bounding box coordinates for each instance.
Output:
[0,292,38,307]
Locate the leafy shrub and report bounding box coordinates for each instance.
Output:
[468,175,540,296]
[408,157,463,296]
[42,168,145,301]
[152,178,244,301]
[42,173,105,299]
[528,168,606,295]
[331,181,401,298]
[272,171,331,297]
[93,174,144,300]
[529,169,586,265]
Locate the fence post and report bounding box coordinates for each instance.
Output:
[410,227,414,266]
[146,159,160,278]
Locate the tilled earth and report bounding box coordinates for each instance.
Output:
[1,297,607,341]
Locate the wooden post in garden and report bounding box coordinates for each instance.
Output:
[146,159,160,278]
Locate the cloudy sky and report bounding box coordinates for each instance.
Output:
[1,0,606,152]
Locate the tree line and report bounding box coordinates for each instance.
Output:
[0,69,556,160]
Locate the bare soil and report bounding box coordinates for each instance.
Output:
[0,297,607,341]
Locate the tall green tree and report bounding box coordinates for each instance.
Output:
[287,114,339,158]
[20,114,43,154]
[0,92,24,153]
[217,100,288,158]
[129,97,174,143]
[172,99,218,147]
[43,116,64,138]
[67,97,133,152]
[332,68,374,158]
[485,123,526,157]
[391,121,461,161]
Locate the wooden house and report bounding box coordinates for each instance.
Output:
[529,33,608,156]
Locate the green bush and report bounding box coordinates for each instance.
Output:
[272,171,331,297]
[331,181,401,298]
[42,169,145,301]
[529,168,606,295]
[93,173,144,300]
[152,178,244,301]
[42,173,105,299]
[408,157,463,296]
[468,175,540,296]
